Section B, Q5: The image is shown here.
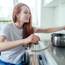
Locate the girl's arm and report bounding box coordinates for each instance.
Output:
[0,34,40,52]
[35,26,65,33]
[0,36,26,52]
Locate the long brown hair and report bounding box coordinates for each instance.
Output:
[12,3,34,48]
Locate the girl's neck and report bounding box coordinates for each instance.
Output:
[14,21,24,29]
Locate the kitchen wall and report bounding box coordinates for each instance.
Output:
[36,0,53,40]
[41,0,53,29]
[53,3,65,26]
[53,2,65,33]
[36,0,65,40]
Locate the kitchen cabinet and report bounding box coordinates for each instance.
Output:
[44,0,65,7]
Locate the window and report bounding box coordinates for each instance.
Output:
[0,0,13,20]
[0,0,38,25]
[18,0,37,25]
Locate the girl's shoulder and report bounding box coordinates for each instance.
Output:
[3,22,14,28]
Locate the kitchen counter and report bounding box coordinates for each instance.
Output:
[44,40,65,65]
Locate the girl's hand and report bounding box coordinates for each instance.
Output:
[62,25,65,30]
[23,34,40,45]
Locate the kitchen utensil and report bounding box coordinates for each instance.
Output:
[51,33,65,47]
[27,40,51,52]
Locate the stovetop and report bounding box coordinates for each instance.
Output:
[45,40,65,65]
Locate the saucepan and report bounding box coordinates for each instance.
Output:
[51,33,65,47]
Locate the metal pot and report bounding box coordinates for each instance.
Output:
[51,33,65,47]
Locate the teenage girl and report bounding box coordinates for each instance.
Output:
[0,3,65,65]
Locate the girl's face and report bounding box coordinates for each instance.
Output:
[18,6,31,24]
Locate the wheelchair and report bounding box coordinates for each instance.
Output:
[0,52,30,65]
